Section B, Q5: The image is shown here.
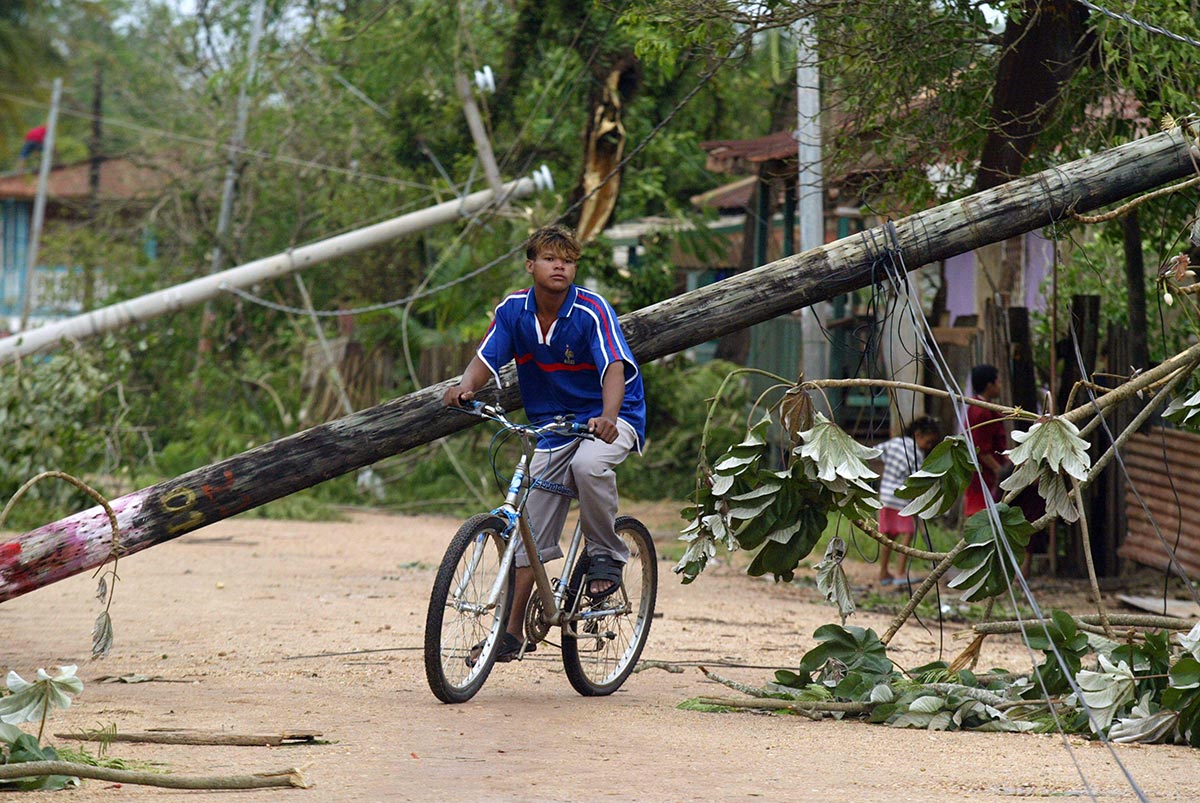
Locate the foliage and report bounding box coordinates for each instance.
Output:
[0,666,84,790]
[814,536,854,623]
[948,504,1033,602]
[677,399,885,584]
[0,733,74,790]
[894,435,974,520]
[620,357,749,501]
[1024,609,1090,697]
[0,343,134,529]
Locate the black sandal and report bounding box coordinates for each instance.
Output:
[585,553,624,601]
[465,632,537,667]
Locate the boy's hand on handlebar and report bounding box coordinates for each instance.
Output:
[587,416,618,444]
[443,385,474,407]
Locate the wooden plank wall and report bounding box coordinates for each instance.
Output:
[1119,426,1200,578]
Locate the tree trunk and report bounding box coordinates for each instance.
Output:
[1,128,1195,604]
[975,0,1093,191]
[1123,210,1150,372]
[570,52,641,242]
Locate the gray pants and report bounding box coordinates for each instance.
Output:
[515,418,637,569]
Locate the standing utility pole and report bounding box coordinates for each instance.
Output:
[794,20,828,393]
[19,78,63,331]
[197,0,266,368]
[211,0,267,276]
[86,62,104,311]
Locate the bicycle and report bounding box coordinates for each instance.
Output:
[423,400,657,704]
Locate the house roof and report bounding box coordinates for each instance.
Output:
[689,176,758,211]
[699,130,799,173]
[0,156,172,202]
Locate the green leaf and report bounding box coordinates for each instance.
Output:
[815,536,856,624]
[798,624,893,683]
[1110,692,1180,744]
[794,412,881,485]
[744,504,827,581]
[1164,387,1200,428]
[1170,655,1200,690]
[0,733,74,790]
[1002,418,1091,496]
[948,504,1033,601]
[1076,655,1137,733]
[0,720,23,743]
[895,435,974,519]
[1033,468,1080,523]
[1179,623,1200,661]
[93,611,114,658]
[0,666,83,725]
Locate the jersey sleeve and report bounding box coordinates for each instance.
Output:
[476,301,515,384]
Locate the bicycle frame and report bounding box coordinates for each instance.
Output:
[455,402,625,635]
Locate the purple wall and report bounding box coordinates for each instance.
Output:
[1024,231,1054,314]
[942,233,1054,323]
[944,251,976,324]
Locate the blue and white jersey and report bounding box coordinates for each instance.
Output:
[477,284,646,451]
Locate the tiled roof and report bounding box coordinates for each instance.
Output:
[0,156,172,201]
[699,130,799,169]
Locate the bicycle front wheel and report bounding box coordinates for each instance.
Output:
[561,516,657,696]
[424,514,513,703]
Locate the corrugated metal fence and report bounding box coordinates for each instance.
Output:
[1119,426,1200,578]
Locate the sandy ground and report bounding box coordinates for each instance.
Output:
[2,502,1198,802]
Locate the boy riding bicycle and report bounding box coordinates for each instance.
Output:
[443,224,646,662]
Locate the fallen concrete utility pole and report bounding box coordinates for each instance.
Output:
[0,166,554,365]
[1,127,1195,603]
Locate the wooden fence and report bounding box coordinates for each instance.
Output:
[1119,426,1200,579]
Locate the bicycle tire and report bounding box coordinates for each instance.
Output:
[561,516,657,696]
[424,513,514,703]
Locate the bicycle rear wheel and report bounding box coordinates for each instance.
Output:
[561,516,657,696]
[424,514,513,703]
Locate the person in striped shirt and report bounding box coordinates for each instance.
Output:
[877,416,941,584]
[444,224,646,661]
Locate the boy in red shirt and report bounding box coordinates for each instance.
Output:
[963,364,1011,518]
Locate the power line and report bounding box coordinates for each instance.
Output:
[0,89,433,191]
[1076,0,1200,49]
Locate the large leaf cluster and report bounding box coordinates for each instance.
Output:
[999,418,1089,523]
[773,624,894,703]
[677,409,878,584]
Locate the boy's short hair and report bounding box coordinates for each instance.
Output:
[906,415,940,439]
[525,224,581,261]
[971,364,999,394]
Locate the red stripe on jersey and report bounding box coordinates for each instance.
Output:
[536,361,597,372]
[576,293,620,361]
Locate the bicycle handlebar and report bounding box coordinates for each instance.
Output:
[452,399,595,440]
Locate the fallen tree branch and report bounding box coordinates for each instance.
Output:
[55,729,323,747]
[699,666,772,697]
[634,660,685,674]
[694,695,869,716]
[0,761,310,789]
[962,613,1194,638]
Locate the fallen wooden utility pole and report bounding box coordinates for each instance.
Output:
[0,127,1195,604]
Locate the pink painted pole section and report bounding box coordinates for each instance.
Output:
[0,492,150,600]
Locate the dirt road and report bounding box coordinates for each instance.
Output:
[2,505,1196,801]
